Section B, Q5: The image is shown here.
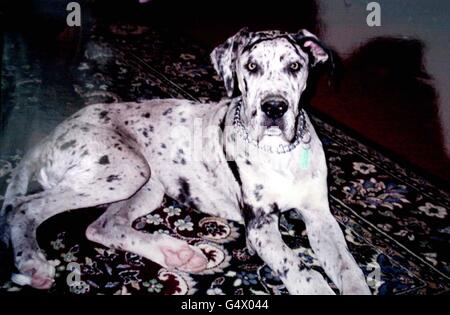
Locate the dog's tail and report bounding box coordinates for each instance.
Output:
[0,144,42,247]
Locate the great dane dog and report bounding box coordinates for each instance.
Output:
[0,28,370,294]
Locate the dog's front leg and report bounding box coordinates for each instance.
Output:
[297,185,371,295]
[245,208,334,295]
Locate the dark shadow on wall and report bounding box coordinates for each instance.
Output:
[312,36,449,182]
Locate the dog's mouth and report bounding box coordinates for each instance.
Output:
[257,120,291,143]
[262,116,285,127]
[264,126,283,136]
[241,97,297,144]
[262,118,285,136]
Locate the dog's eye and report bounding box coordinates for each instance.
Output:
[289,62,301,71]
[246,62,258,72]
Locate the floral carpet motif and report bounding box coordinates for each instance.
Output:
[0,24,449,295]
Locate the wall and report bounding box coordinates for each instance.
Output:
[317,0,450,155]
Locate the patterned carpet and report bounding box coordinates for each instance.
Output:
[0,24,449,295]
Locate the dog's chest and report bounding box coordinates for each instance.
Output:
[237,155,297,207]
[234,138,326,211]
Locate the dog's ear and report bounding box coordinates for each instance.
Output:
[294,29,340,87]
[294,29,330,67]
[210,27,250,98]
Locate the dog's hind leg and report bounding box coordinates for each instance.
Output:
[7,148,151,289]
[85,178,208,274]
[8,187,146,289]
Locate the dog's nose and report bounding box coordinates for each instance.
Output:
[261,100,288,119]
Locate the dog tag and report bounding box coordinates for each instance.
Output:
[299,147,310,170]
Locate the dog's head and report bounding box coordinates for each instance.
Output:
[211,28,331,143]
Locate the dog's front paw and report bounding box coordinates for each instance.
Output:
[343,283,371,295]
[285,270,336,295]
[341,274,371,295]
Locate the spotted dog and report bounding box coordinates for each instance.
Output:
[0,29,370,294]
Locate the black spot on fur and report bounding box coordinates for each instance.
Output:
[60,140,77,150]
[219,115,226,133]
[277,267,289,278]
[253,184,264,202]
[162,108,172,116]
[3,205,13,215]
[55,130,69,143]
[245,206,278,231]
[98,155,110,165]
[227,161,242,186]
[106,175,120,182]
[177,177,197,208]
[178,178,190,198]
[243,78,248,92]
[202,162,210,172]
[250,213,276,230]
[242,203,255,224]
[142,112,151,118]
[271,203,280,213]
